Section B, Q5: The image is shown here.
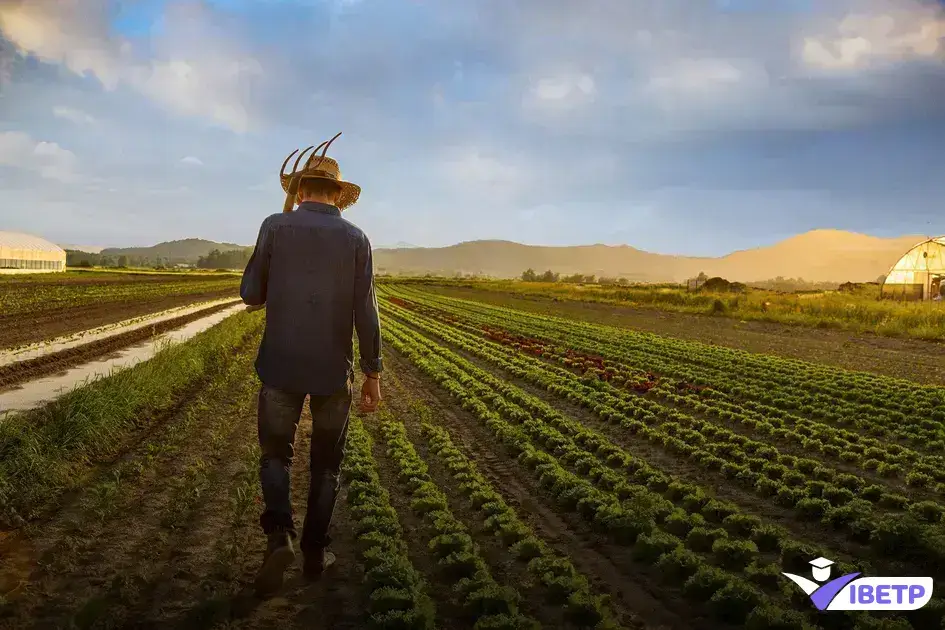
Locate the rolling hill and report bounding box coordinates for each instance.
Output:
[80,230,933,283]
[372,230,930,283]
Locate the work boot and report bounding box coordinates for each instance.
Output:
[302,548,336,581]
[254,531,297,597]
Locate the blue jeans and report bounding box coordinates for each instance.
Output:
[257,381,352,553]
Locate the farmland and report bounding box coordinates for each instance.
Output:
[397,278,945,343]
[1,278,944,629]
[0,271,241,349]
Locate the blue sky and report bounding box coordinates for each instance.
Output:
[1,0,944,255]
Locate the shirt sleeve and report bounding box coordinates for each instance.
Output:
[354,232,383,374]
[240,216,273,306]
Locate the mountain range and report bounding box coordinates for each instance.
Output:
[62,230,934,283]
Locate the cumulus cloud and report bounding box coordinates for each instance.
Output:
[0,0,261,132]
[0,130,79,183]
[52,106,96,124]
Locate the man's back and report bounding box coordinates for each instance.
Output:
[240,201,381,395]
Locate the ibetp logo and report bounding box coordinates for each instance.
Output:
[782,557,933,611]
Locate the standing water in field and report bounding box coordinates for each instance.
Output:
[0,303,245,417]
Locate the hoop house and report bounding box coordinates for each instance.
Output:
[881,237,945,300]
[0,231,67,274]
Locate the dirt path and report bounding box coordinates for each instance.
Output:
[0,289,239,351]
[427,286,945,386]
[0,300,240,391]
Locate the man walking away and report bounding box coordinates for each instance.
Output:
[240,134,382,597]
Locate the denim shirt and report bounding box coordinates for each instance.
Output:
[240,201,382,395]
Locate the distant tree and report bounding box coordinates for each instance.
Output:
[197,248,252,270]
[562,273,588,283]
[521,268,538,282]
[696,271,708,282]
[538,269,559,283]
[117,255,128,268]
[100,255,115,267]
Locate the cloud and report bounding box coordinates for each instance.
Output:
[179,156,203,166]
[801,2,945,70]
[52,106,96,124]
[0,130,78,183]
[0,0,261,132]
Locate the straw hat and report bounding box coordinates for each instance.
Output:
[279,132,361,212]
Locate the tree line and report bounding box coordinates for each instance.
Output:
[66,248,252,270]
[521,269,630,285]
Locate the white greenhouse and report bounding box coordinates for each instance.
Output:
[881,236,945,300]
[0,231,67,274]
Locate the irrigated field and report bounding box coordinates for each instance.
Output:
[1,278,943,630]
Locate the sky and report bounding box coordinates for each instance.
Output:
[1,0,944,256]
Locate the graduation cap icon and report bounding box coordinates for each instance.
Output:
[810,557,834,582]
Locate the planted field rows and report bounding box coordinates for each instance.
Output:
[374,284,945,630]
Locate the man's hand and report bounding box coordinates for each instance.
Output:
[359,374,381,413]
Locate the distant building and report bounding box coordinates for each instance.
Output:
[0,231,67,274]
[881,236,945,300]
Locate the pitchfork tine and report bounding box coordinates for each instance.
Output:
[308,132,343,171]
[280,149,299,177]
[321,132,342,157]
[291,145,315,174]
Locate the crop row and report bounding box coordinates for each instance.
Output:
[376,414,540,629]
[389,287,945,450]
[466,315,944,483]
[381,299,945,572]
[490,319,931,478]
[383,316,945,629]
[343,415,436,629]
[382,319,869,629]
[397,286,945,415]
[384,296,945,496]
[415,406,621,628]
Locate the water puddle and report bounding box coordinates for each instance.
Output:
[0,304,246,417]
